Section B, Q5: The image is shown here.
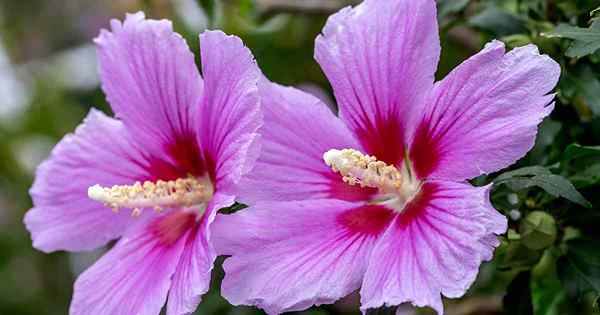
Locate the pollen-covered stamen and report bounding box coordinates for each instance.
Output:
[323,148,402,193]
[324,148,421,213]
[87,177,212,216]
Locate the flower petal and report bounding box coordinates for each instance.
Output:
[70,214,190,315]
[212,199,394,314]
[197,30,261,192]
[410,41,560,180]
[315,0,440,165]
[24,109,151,252]
[360,181,507,314]
[95,12,203,156]
[238,79,372,204]
[166,193,233,315]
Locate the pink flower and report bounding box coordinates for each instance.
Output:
[23,12,261,315]
[212,0,560,314]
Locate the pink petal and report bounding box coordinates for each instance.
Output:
[360,181,507,314]
[166,193,234,315]
[95,12,203,159]
[239,79,372,204]
[70,213,192,315]
[212,199,394,314]
[197,30,261,193]
[314,0,440,166]
[24,109,151,252]
[410,41,560,180]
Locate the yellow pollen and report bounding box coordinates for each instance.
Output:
[323,148,403,193]
[87,177,212,217]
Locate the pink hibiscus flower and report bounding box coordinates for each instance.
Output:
[23,12,261,315]
[212,0,560,314]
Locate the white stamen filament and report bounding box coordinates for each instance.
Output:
[87,177,212,217]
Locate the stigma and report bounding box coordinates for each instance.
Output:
[323,148,420,212]
[87,177,212,216]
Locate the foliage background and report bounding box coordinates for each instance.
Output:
[0,0,600,314]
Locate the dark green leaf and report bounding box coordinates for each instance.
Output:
[495,167,591,207]
[495,166,552,182]
[561,66,600,116]
[437,0,470,17]
[527,119,562,165]
[543,21,600,57]
[570,163,600,188]
[520,0,547,19]
[504,271,534,315]
[558,239,600,300]
[563,143,600,161]
[545,22,600,42]
[469,6,527,36]
[525,174,591,208]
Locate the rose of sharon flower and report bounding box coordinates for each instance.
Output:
[212,0,560,314]
[23,12,261,315]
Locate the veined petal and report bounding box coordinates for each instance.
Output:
[239,79,372,204]
[197,30,261,192]
[212,199,394,314]
[95,12,203,159]
[166,193,234,315]
[24,109,151,252]
[360,181,507,314]
[70,213,191,315]
[410,41,560,180]
[315,0,440,166]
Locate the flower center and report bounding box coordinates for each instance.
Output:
[87,176,213,217]
[323,148,420,213]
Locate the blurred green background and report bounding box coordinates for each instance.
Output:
[1,0,600,314]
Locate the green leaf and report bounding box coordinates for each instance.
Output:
[543,21,600,57]
[495,166,552,182]
[525,174,591,207]
[557,239,600,300]
[563,143,600,161]
[570,163,600,188]
[527,119,562,165]
[468,6,527,36]
[437,0,470,17]
[520,211,557,250]
[494,167,592,208]
[561,66,600,116]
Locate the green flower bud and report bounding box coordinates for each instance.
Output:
[519,211,557,250]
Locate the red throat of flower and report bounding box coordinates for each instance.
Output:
[150,210,197,246]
